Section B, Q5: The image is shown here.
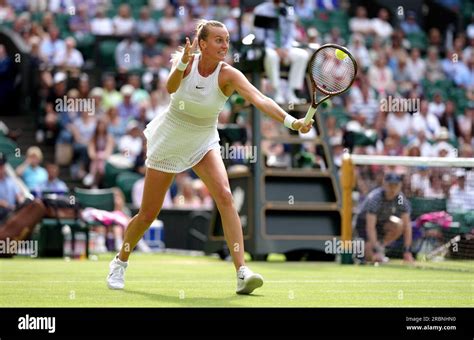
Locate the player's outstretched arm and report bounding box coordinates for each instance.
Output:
[227,67,312,133]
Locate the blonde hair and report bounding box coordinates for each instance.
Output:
[26,146,43,162]
[170,19,226,65]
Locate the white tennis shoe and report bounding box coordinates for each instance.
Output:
[236,266,264,295]
[107,255,128,290]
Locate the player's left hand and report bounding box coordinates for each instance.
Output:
[292,118,314,134]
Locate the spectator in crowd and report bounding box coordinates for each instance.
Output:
[41,163,68,194]
[355,172,414,263]
[91,7,114,36]
[254,0,309,104]
[410,166,430,196]
[393,55,412,95]
[425,174,445,199]
[425,46,445,83]
[158,4,181,36]
[16,146,48,193]
[85,119,115,188]
[447,169,473,212]
[0,154,24,221]
[428,91,446,118]
[457,106,473,142]
[118,120,143,159]
[136,6,158,38]
[105,106,127,141]
[115,36,143,73]
[368,52,395,95]
[117,85,140,120]
[349,6,372,36]
[173,177,202,209]
[432,127,457,158]
[439,101,460,141]
[68,3,90,39]
[400,11,421,35]
[349,82,379,127]
[128,74,150,106]
[386,109,412,138]
[89,87,106,118]
[371,8,393,41]
[142,34,163,73]
[102,74,122,110]
[53,37,84,72]
[39,26,65,65]
[70,110,97,180]
[0,0,15,23]
[348,34,371,70]
[411,100,441,141]
[113,4,135,36]
[406,47,425,85]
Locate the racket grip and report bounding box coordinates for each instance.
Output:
[303,106,317,125]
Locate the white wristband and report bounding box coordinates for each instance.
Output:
[176,59,188,72]
[284,114,297,130]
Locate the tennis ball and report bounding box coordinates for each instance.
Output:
[335,49,347,60]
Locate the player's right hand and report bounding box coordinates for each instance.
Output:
[182,37,198,64]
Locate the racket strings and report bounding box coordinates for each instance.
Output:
[310,47,356,95]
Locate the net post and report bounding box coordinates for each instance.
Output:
[341,151,354,264]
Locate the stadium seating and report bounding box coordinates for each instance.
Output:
[74,187,115,211]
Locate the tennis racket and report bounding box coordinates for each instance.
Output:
[303,44,358,125]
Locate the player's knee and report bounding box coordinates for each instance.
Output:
[136,210,158,226]
[215,188,234,208]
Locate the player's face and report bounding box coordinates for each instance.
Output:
[202,27,229,61]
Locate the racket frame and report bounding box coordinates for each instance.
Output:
[303,44,358,125]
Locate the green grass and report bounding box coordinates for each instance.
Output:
[0,253,472,307]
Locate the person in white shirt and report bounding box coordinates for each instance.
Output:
[348,33,371,70]
[53,37,84,70]
[406,47,425,84]
[447,170,473,212]
[91,7,114,36]
[349,6,372,35]
[113,4,135,36]
[428,91,446,118]
[371,8,393,41]
[368,52,395,95]
[411,100,441,140]
[386,110,412,138]
[118,120,143,159]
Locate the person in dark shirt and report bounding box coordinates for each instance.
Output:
[355,173,414,263]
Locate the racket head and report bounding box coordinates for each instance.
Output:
[308,44,357,98]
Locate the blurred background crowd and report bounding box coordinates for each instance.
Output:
[0,0,473,214]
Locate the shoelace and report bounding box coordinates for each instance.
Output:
[238,267,251,280]
[110,265,125,280]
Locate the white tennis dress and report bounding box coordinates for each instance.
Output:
[144,55,229,173]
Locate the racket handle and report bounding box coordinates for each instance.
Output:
[303,106,317,125]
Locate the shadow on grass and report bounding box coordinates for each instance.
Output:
[121,289,263,307]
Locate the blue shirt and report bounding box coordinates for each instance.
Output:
[41,179,69,194]
[0,175,20,207]
[22,165,48,192]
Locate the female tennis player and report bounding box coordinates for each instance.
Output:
[107,20,313,295]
